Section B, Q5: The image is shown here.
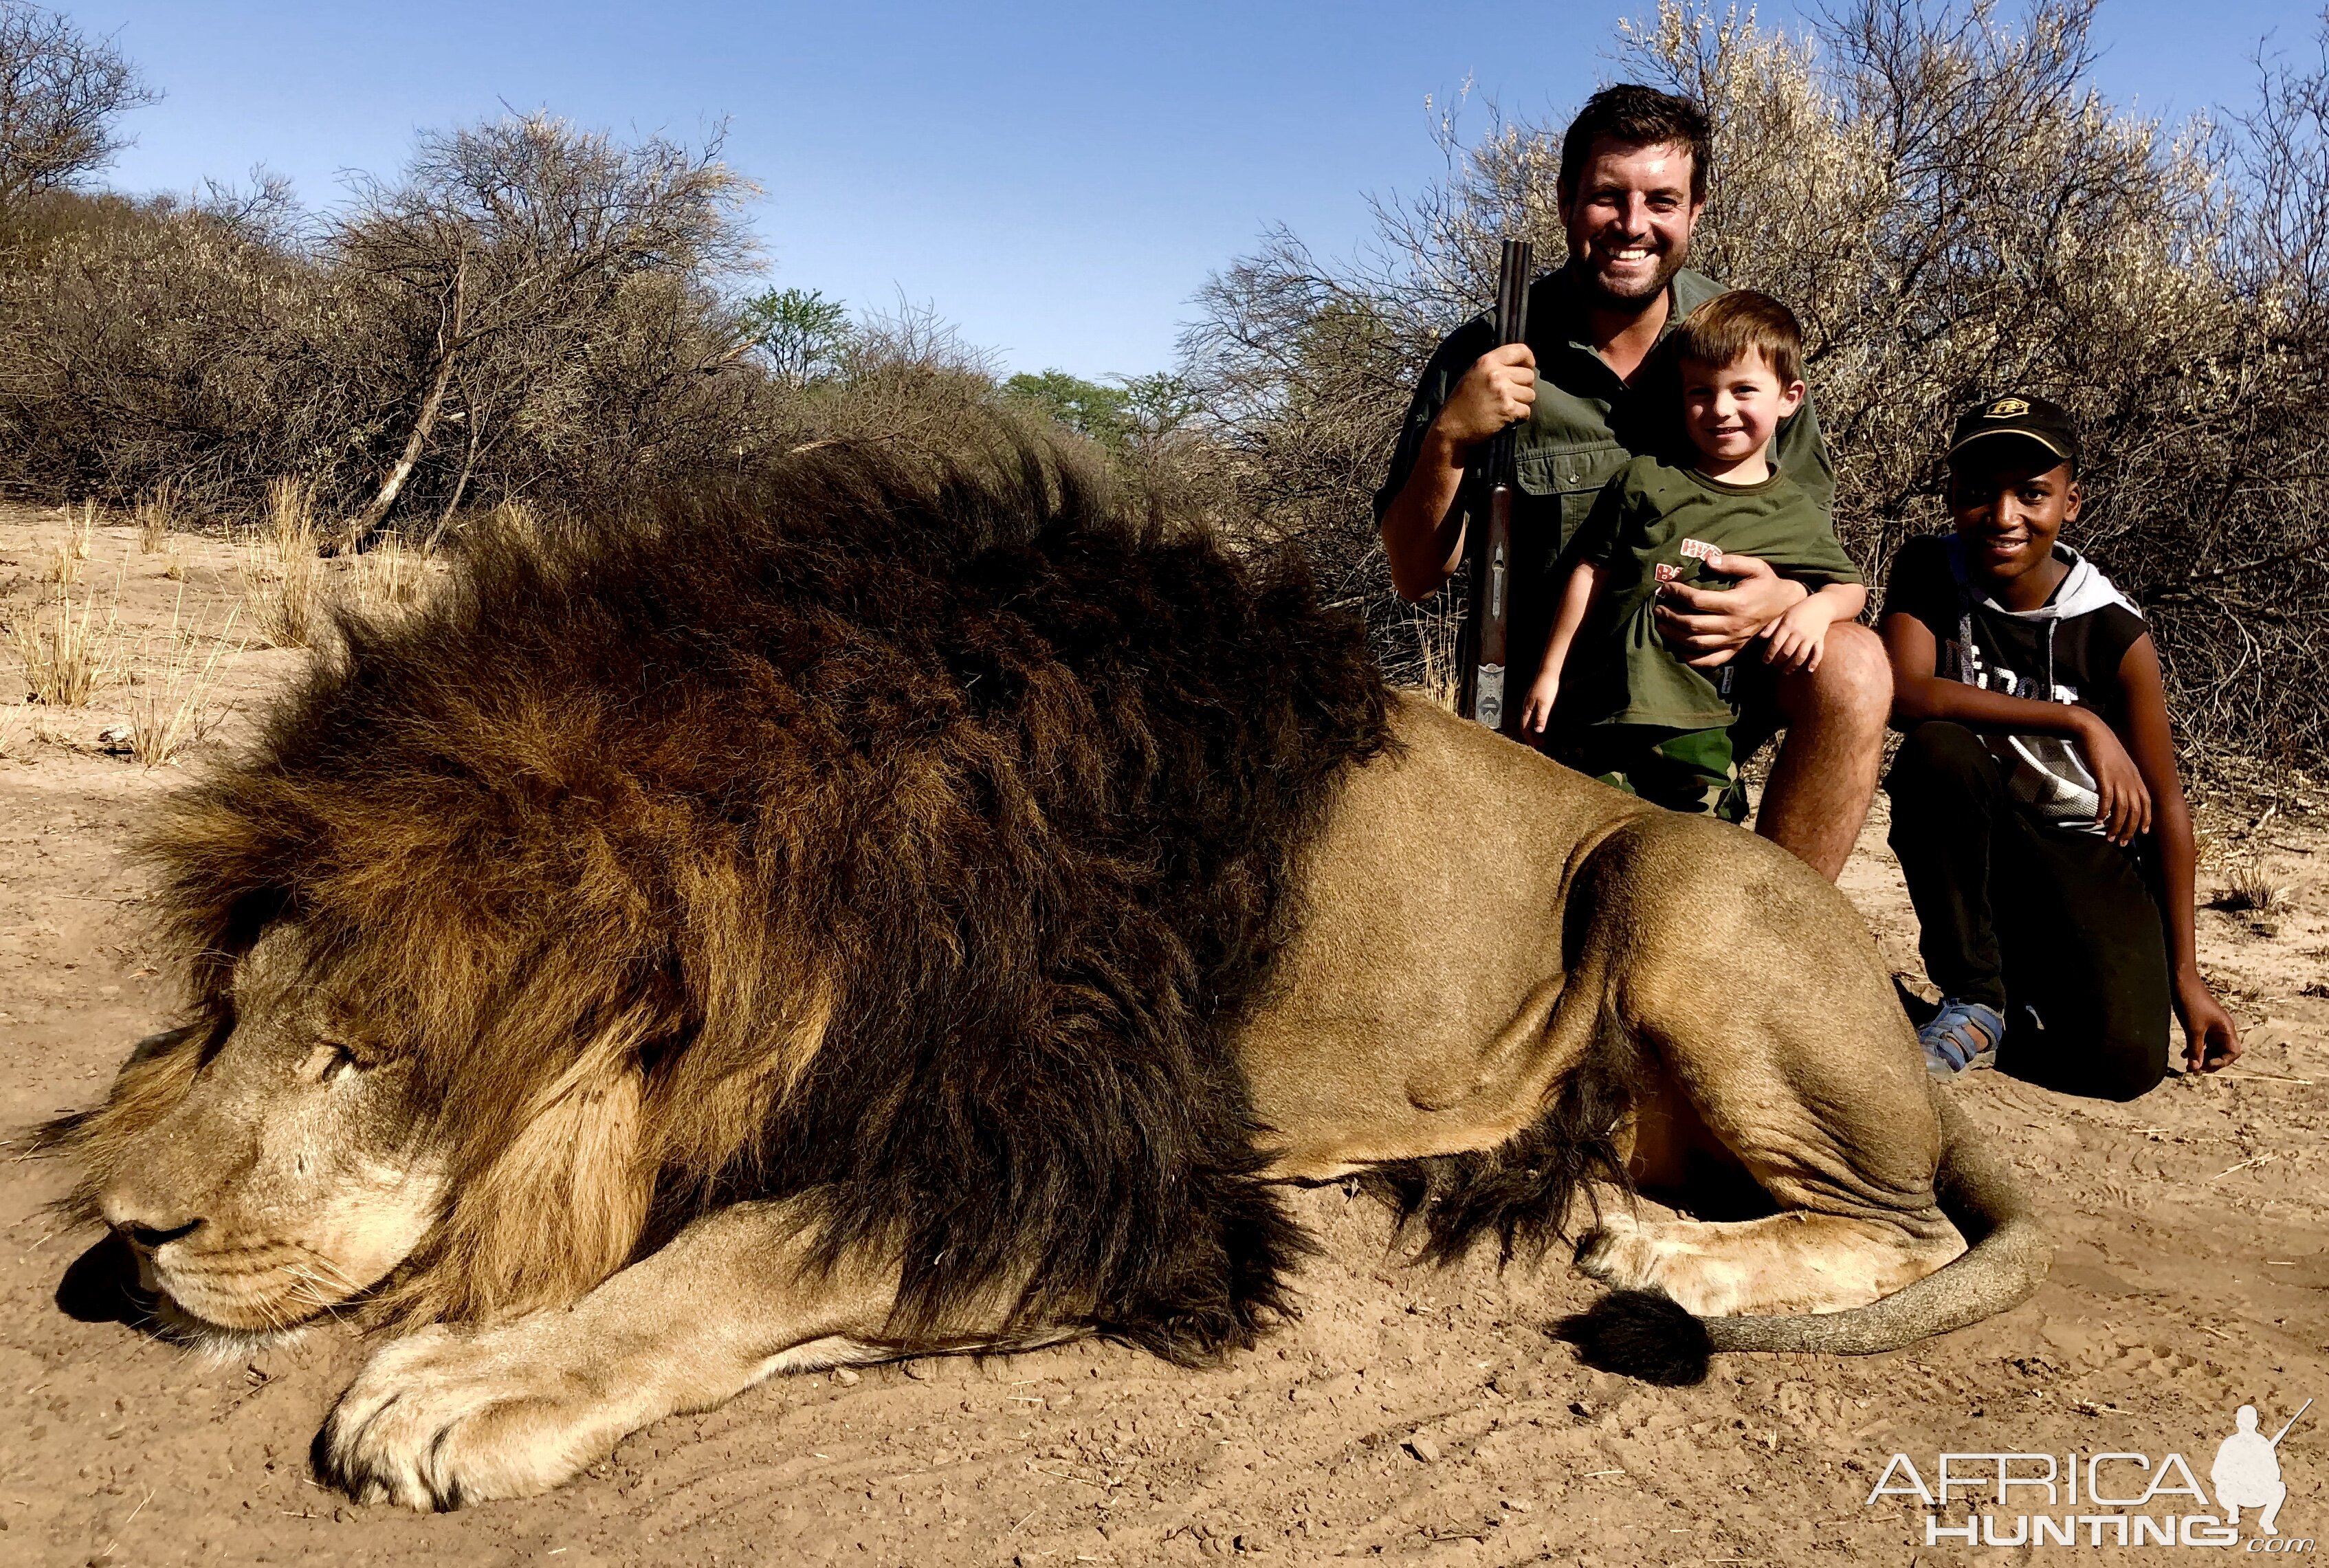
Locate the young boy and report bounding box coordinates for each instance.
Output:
[1879,393,2241,1095]
[1519,291,1864,819]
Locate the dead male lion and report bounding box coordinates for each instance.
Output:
[47,443,2046,1510]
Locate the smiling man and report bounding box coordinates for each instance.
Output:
[1375,85,1890,881]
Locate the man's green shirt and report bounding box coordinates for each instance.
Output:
[1371,263,1834,698]
[1567,455,1860,731]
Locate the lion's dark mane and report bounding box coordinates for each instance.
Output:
[146,443,1391,1362]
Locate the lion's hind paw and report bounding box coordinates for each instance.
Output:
[1572,1215,1747,1317]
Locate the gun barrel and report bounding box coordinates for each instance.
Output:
[1498,238,1533,347]
[1458,237,1534,733]
[1484,239,1534,475]
[2268,1397,2313,1447]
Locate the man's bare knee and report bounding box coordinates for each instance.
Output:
[1752,622,1887,880]
[1776,621,1890,735]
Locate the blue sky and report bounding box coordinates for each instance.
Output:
[59,0,2309,380]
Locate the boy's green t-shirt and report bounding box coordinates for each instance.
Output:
[1567,454,1862,731]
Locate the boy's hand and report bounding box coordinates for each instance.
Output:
[1519,672,1560,739]
[2073,710,2152,846]
[1760,595,1840,674]
[2174,966,2242,1073]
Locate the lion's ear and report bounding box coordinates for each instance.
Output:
[417,1052,654,1322]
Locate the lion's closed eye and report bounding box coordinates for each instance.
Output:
[302,1042,370,1085]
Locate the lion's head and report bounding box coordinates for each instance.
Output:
[80,927,444,1338]
[51,440,1387,1360]
[63,889,752,1343]
[60,865,752,1343]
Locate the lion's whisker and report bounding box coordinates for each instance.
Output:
[280,1266,351,1321]
[297,1250,365,1294]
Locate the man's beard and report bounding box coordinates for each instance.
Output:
[1580,245,1688,306]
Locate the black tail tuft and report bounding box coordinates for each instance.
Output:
[1554,1289,1712,1387]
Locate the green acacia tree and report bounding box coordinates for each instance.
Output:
[1004,368,1200,454]
[1003,368,1136,450]
[740,285,852,388]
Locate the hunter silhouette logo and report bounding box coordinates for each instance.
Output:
[1864,1398,2312,1549]
[2215,1400,2310,1536]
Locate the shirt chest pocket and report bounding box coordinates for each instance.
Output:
[1515,440,1629,552]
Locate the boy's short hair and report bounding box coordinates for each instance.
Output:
[1559,85,1712,206]
[1948,393,2081,475]
[1673,290,1802,388]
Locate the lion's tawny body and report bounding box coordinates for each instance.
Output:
[52,443,2046,1511]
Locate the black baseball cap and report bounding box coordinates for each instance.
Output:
[1948,393,2079,472]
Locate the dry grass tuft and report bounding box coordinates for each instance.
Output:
[0,701,29,762]
[9,558,124,707]
[65,498,95,560]
[336,531,434,617]
[128,590,243,768]
[237,476,320,648]
[424,496,537,558]
[2211,859,2286,914]
[136,480,180,555]
[1409,606,1461,712]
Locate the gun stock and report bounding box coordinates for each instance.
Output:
[1457,237,1532,733]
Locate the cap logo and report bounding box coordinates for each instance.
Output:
[1985,397,2030,419]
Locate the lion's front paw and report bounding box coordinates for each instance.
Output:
[318,1320,641,1510]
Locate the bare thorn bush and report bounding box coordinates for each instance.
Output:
[9,560,123,707]
[0,3,157,212]
[237,475,319,648]
[0,113,764,539]
[128,590,242,768]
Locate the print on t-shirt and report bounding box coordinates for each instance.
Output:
[1881,535,2147,836]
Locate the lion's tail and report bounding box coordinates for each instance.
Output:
[1558,1087,2051,1384]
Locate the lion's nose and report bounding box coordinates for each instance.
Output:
[123,1218,203,1251]
[101,1184,208,1251]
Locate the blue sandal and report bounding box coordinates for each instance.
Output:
[1919,1000,2003,1078]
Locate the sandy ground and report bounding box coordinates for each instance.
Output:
[3,507,2325,1566]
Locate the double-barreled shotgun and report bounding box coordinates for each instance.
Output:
[1456,237,1533,733]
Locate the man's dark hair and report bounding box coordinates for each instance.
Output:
[1558,84,1712,206]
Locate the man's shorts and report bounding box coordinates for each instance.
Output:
[1720,654,1787,762]
[1557,723,1749,823]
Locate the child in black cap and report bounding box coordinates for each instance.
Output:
[1877,393,2240,1097]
